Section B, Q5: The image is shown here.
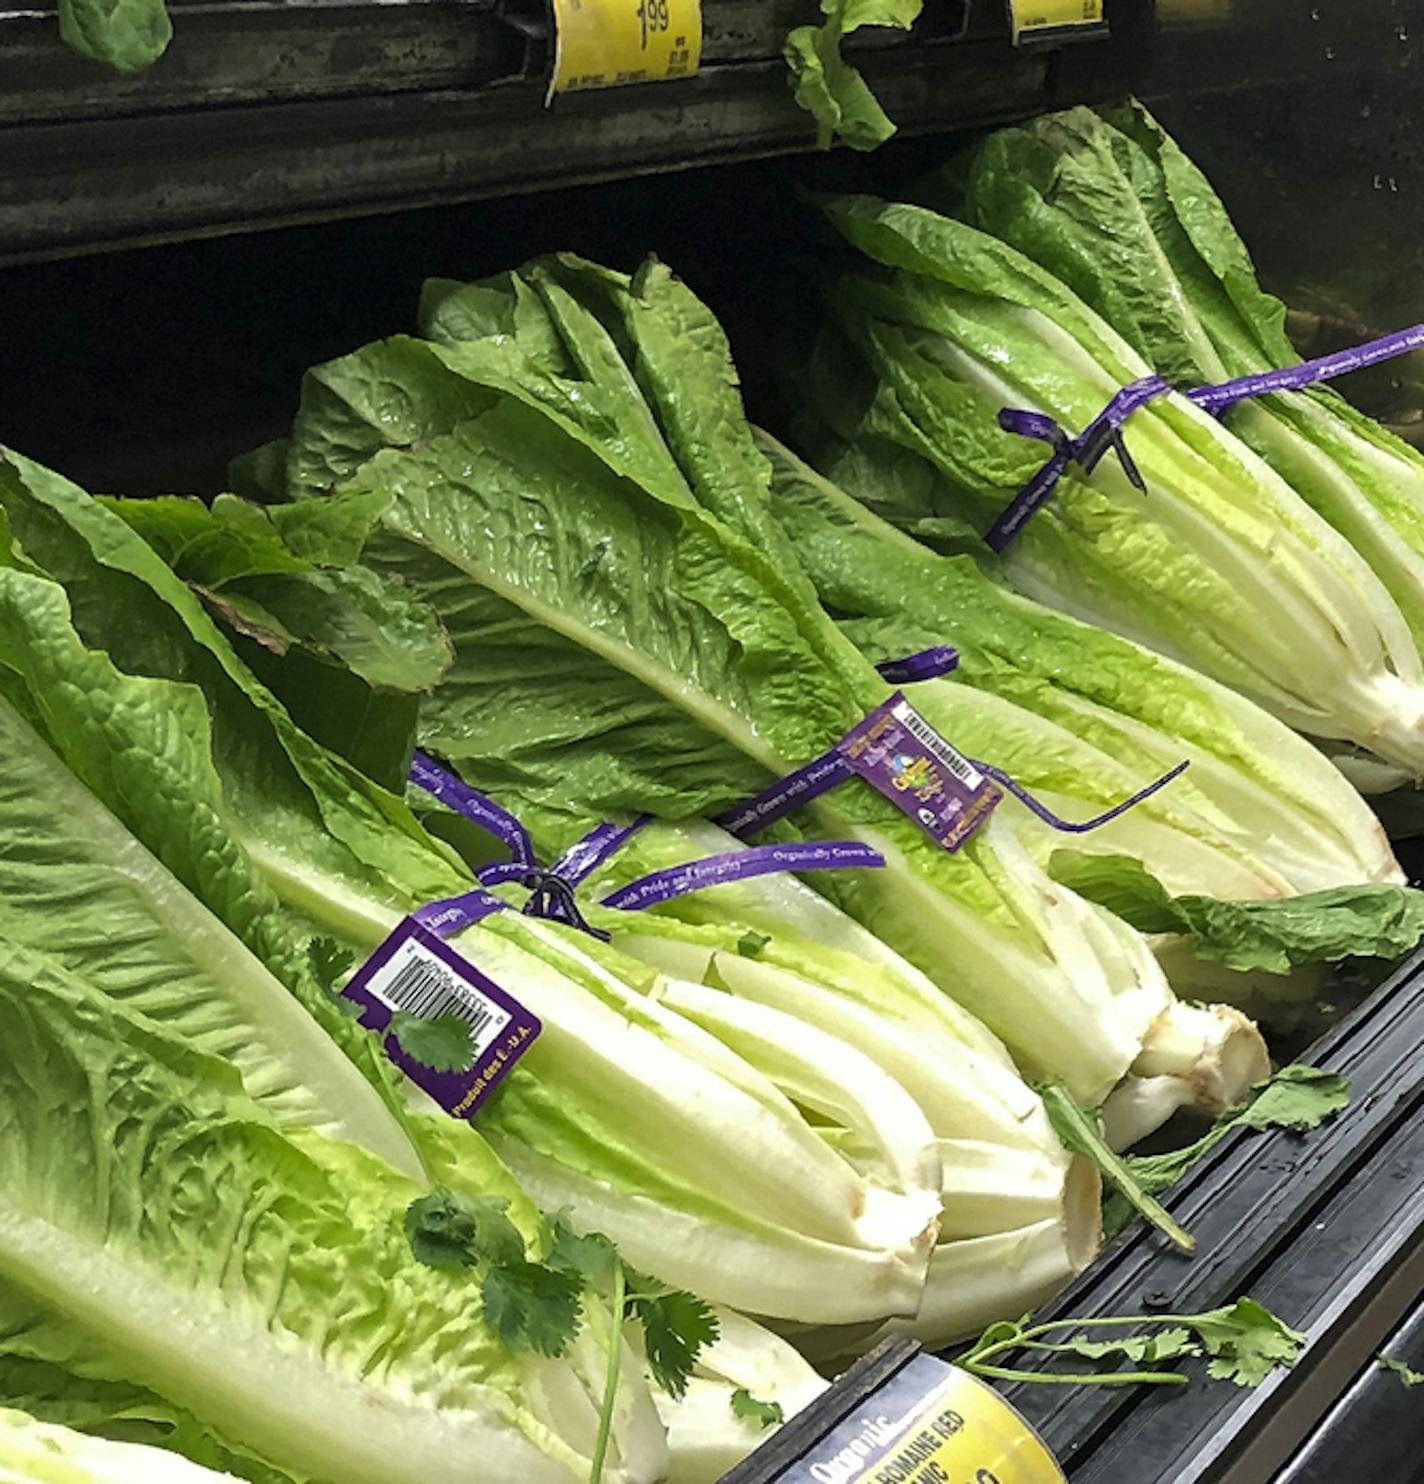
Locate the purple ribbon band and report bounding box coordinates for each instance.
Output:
[714,716,1188,843]
[601,840,885,911]
[875,646,960,684]
[987,324,1424,553]
[976,758,1189,834]
[408,755,879,930]
[410,751,534,866]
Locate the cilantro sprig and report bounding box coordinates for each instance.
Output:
[960,1298,1305,1389]
[404,1197,719,1482]
[1378,1354,1424,1388]
[1101,1064,1350,1239]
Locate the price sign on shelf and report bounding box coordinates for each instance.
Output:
[765,1350,1066,1484]
[548,0,702,96]
[1006,0,1107,44]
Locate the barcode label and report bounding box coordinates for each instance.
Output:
[838,693,1001,852]
[342,919,541,1119]
[891,699,987,790]
[367,937,510,1062]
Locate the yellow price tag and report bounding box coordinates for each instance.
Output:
[548,0,701,96]
[785,1354,1065,1484]
[1007,0,1105,43]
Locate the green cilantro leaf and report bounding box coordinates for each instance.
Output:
[1377,1354,1424,1388]
[547,1210,619,1285]
[482,1262,584,1357]
[1191,1299,1305,1386]
[404,1192,479,1271]
[465,1195,527,1269]
[737,930,771,959]
[404,1191,526,1271]
[730,1389,784,1429]
[389,1010,475,1073]
[625,1273,719,1398]
[308,935,355,989]
[1064,1327,1199,1366]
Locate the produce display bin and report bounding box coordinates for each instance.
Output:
[4,0,1424,1481]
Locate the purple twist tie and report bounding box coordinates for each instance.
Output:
[410,751,535,867]
[987,377,1168,553]
[989,324,1424,553]
[411,884,510,938]
[973,758,1189,834]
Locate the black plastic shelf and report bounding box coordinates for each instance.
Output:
[988,945,1424,1482]
[0,0,1367,264]
[720,947,1424,1484]
[1275,1292,1424,1484]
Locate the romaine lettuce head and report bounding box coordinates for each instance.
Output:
[756,433,1424,983]
[954,102,1424,680]
[0,1408,242,1484]
[0,450,939,1328]
[257,256,1230,1109]
[0,932,664,1484]
[812,191,1424,781]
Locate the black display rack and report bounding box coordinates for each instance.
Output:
[724,945,1424,1483]
[0,0,1375,263]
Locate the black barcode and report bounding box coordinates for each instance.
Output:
[381,952,496,1040]
[893,702,986,788]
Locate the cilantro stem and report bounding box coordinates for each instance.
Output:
[1040,1084,1196,1252]
[961,1315,1198,1388]
[962,1361,1189,1387]
[587,1262,626,1484]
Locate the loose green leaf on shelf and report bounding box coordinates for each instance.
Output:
[960,1298,1304,1391]
[1377,1354,1424,1388]
[1102,1065,1349,1237]
[1039,1083,1196,1251]
[57,0,171,73]
[1193,1299,1306,1387]
[784,0,920,152]
[1062,1327,1198,1366]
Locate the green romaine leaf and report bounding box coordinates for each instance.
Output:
[1050,850,1424,974]
[0,1407,256,1484]
[57,0,170,73]
[0,944,608,1484]
[785,0,917,154]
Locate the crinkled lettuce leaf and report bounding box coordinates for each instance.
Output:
[1050,849,1424,974]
